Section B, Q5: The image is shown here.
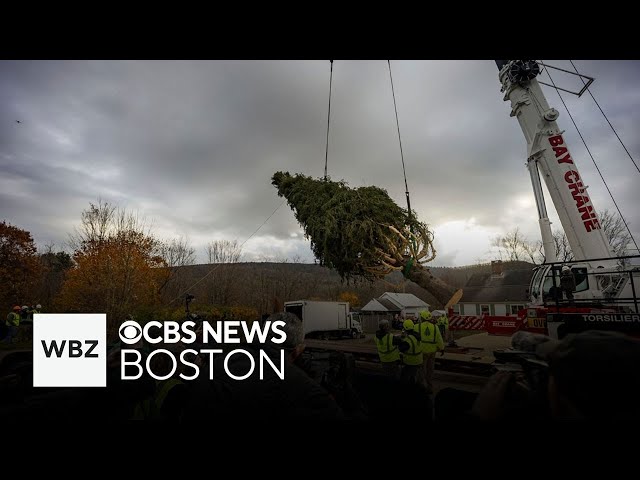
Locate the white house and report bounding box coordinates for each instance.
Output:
[454,261,534,317]
[362,292,430,319]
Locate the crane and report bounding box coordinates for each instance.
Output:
[496,60,640,338]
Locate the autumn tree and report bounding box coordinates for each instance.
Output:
[338,291,360,308]
[56,201,168,333]
[0,220,39,308]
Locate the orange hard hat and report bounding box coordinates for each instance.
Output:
[13,305,21,311]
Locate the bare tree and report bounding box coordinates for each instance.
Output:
[68,199,116,251]
[552,230,574,262]
[522,239,544,264]
[501,228,525,261]
[160,236,196,267]
[544,209,631,263]
[273,256,304,302]
[492,217,632,265]
[492,227,542,263]
[599,208,633,258]
[203,239,243,306]
[157,236,196,301]
[206,239,242,264]
[68,198,155,252]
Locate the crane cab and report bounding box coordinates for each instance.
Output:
[529,263,591,305]
[526,259,640,339]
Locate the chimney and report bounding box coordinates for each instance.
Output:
[491,260,503,276]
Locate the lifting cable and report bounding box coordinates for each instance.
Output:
[387,60,412,221]
[168,199,285,306]
[388,60,419,277]
[543,64,640,254]
[324,60,334,180]
[570,60,640,176]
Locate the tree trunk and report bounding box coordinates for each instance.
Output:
[404,266,458,308]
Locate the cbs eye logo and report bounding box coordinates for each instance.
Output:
[119,320,142,344]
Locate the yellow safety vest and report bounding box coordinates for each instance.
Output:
[6,312,20,327]
[415,321,443,354]
[375,333,400,363]
[437,316,449,329]
[401,334,423,366]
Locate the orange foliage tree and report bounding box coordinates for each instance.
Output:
[56,202,169,334]
[0,220,39,308]
[338,291,360,308]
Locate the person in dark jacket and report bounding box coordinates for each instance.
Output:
[560,266,576,301]
[467,330,640,422]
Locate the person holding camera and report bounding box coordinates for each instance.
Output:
[470,330,640,422]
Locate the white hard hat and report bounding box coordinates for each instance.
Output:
[36,304,42,309]
[21,305,28,310]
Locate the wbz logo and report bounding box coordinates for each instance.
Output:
[41,339,99,358]
[33,314,106,387]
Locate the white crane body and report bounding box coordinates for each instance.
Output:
[495,60,639,337]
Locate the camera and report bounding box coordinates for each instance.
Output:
[490,343,551,418]
[297,350,354,390]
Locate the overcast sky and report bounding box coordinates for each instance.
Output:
[1,60,639,266]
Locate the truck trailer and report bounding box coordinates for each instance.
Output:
[284,300,363,339]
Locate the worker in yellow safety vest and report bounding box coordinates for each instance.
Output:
[3,306,21,343]
[415,310,444,393]
[437,313,451,344]
[398,319,424,386]
[374,319,401,379]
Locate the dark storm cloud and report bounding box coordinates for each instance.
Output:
[1,60,639,265]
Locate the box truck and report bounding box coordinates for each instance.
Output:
[284,300,363,340]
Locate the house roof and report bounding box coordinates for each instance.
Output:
[361,298,402,312]
[361,299,386,312]
[380,292,430,309]
[460,269,534,303]
[378,298,401,311]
